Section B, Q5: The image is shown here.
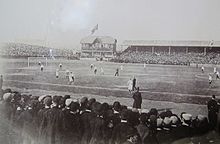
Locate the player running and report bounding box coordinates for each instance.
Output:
[40,64,44,72]
[115,68,119,76]
[127,78,133,94]
[214,67,217,74]
[94,66,97,74]
[120,65,123,71]
[209,74,213,85]
[65,69,70,78]
[201,66,204,73]
[100,67,104,75]
[55,69,59,78]
[90,64,94,70]
[216,71,219,79]
[68,72,75,85]
[59,63,62,70]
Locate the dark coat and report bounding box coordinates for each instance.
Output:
[132,92,142,109]
[207,99,219,129]
[42,106,64,144]
[80,110,96,144]
[62,109,82,144]
[111,121,139,144]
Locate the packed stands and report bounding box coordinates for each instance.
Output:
[0,88,218,144]
[112,51,220,65]
[0,43,79,60]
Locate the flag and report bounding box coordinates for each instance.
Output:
[91,24,98,35]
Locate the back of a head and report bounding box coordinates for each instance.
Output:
[113,101,121,112]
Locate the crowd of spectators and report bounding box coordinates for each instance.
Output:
[1,88,219,144]
[112,51,220,65]
[0,43,79,59]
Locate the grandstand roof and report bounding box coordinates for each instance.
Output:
[123,40,220,47]
[80,36,116,44]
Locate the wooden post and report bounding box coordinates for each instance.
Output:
[186,47,188,54]
[152,46,154,54]
[204,47,207,55]
[168,46,171,55]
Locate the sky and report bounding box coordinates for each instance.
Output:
[0,0,220,50]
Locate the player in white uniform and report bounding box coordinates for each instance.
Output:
[100,67,104,75]
[214,67,217,74]
[120,65,123,71]
[65,69,70,79]
[201,66,204,73]
[38,61,41,66]
[40,64,44,71]
[59,63,62,70]
[216,71,219,79]
[68,72,74,85]
[209,74,213,85]
[55,69,59,78]
[127,78,133,94]
[94,66,97,74]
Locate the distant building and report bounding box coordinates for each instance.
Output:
[80,36,117,58]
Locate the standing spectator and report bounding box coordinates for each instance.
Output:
[127,78,133,94]
[132,87,142,109]
[207,95,219,130]
[132,76,136,91]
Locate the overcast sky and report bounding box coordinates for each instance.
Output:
[0,0,220,50]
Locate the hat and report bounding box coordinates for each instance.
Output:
[44,97,52,106]
[65,99,73,107]
[92,102,103,115]
[182,113,192,121]
[163,117,171,125]
[3,93,12,101]
[29,100,39,108]
[140,109,149,114]
[157,118,163,127]
[149,114,157,122]
[80,97,88,104]
[170,115,179,125]
[38,95,48,102]
[64,95,71,100]
[70,102,80,112]
[52,95,60,104]
[197,114,205,121]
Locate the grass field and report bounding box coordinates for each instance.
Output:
[1,57,220,106]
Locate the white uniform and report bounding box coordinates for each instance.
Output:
[201,66,204,72]
[56,69,59,78]
[214,67,217,73]
[209,75,212,84]
[40,65,44,71]
[216,71,219,79]
[120,65,123,70]
[65,70,70,78]
[127,79,133,92]
[69,73,74,84]
[59,63,62,68]
[144,63,146,68]
[100,67,104,75]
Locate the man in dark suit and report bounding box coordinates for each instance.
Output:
[132,87,142,109]
[207,95,219,130]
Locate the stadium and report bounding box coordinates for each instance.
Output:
[1,1,220,144]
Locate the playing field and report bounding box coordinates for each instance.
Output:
[1,58,220,106]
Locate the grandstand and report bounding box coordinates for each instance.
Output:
[0,42,80,60]
[112,40,220,65]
